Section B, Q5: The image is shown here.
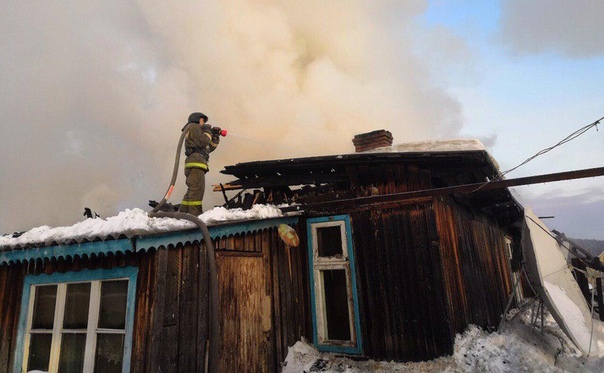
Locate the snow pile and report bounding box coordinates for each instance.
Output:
[282,308,604,372]
[0,205,284,248]
[200,204,284,223]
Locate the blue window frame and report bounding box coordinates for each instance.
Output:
[14,267,138,373]
[307,215,362,354]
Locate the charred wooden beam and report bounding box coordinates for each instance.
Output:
[463,190,513,210]
[221,151,494,177]
[345,165,360,189]
[213,171,348,191]
[281,166,604,213]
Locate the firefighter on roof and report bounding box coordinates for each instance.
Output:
[178,112,221,216]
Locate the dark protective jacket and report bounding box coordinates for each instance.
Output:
[184,124,220,171]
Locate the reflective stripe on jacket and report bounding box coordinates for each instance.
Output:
[180,200,203,206]
[184,162,209,171]
[183,124,216,171]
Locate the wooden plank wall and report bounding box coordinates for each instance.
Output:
[147,242,209,373]
[434,197,513,337]
[217,254,270,372]
[354,163,432,195]
[350,201,453,362]
[349,197,514,363]
[149,225,311,372]
[0,225,310,372]
[268,224,311,369]
[0,262,25,373]
[0,251,151,372]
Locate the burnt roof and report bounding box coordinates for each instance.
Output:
[219,147,523,230]
[221,149,500,189]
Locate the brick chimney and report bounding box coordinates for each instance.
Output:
[352,129,393,152]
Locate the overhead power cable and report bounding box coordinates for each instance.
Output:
[495,115,602,180]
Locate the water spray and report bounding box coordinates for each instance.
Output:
[224,131,297,153]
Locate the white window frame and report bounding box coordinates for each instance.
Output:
[15,268,137,373]
[307,215,362,354]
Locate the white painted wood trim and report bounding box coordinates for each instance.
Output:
[21,285,38,372]
[311,221,356,345]
[83,281,101,372]
[48,284,67,372]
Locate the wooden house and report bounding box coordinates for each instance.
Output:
[0,130,524,372]
[0,215,307,372]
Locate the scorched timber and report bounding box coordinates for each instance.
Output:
[281,166,604,213]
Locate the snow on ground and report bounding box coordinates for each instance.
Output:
[282,306,604,373]
[0,204,284,248]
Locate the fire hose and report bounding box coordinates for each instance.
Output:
[148,122,223,372]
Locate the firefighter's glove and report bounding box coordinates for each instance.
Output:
[211,127,221,143]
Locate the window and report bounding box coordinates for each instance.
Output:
[15,267,137,373]
[307,215,362,354]
[505,237,524,303]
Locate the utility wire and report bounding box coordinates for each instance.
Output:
[495,115,602,180]
[469,115,602,194]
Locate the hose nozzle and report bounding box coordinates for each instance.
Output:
[211,127,228,137]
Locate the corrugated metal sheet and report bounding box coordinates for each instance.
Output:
[0,216,300,252]
[0,217,299,265]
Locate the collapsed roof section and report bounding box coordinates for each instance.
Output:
[217,134,523,230]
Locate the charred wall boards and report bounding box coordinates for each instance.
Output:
[307,196,514,362]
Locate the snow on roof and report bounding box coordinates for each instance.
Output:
[367,138,486,153]
[1,139,499,250]
[363,138,500,172]
[0,205,284,249]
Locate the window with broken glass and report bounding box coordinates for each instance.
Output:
[308,215,362,354]
[17,268,136,373]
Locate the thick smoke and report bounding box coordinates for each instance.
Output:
[0,0,464,233]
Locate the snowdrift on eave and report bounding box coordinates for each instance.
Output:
[522,208,597,355]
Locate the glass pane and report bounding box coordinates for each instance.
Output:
[27,333,52,371]
[98,280,128,329]
[317,225,343,257]
[94,333,124,373]
[63,282,91,329]
[32,285,57,329]
[322,269,351,341]
[58,333,86,373]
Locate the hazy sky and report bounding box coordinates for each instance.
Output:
[1,1,603,239]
